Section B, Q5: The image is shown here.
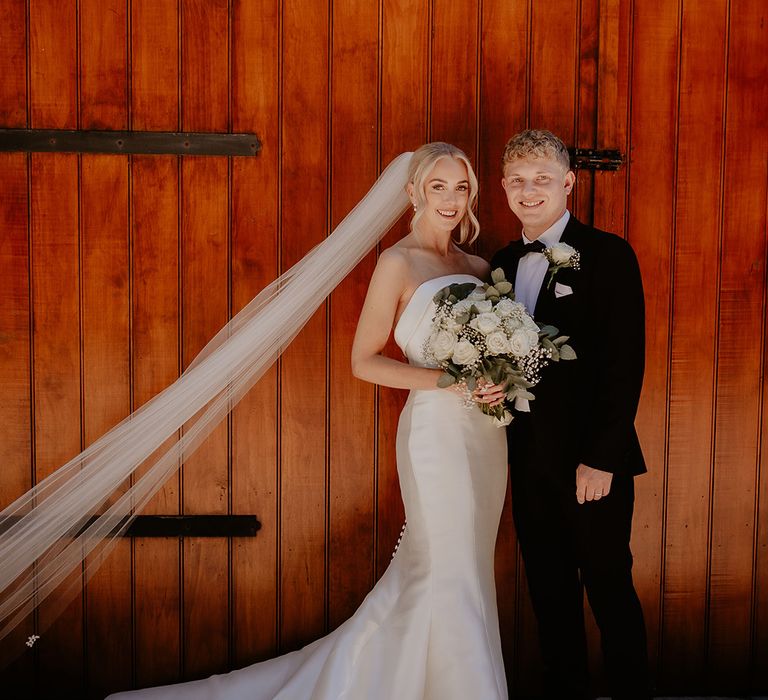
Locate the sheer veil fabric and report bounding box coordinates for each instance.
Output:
[0,152,413,654]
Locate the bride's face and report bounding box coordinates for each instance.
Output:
[414,157,470,235]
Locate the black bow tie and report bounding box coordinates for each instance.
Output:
[524,239,546,254]
[508,238,545,255]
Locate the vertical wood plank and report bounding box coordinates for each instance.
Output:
[0,0,27,127]
[28,0,82,693]
[327,0,378,630]
[430,0,478,159]
[181,153,230,677]
[279,0,329,651]
[529,0,578,138]
[628,0,680,684]
[477,0,529,692]
[78,2,131,695]
[230,0,280,665]
[662,0,728,690]
[592,0,630,235]
[377,0,428,581]
[0,152,33,691]
[30,151,83,694]
[0,0,31,686]
[29,0,77,129]
[81,154,132,699]
[79,0,127,130]
[707,0,767,690]
[131,155,182,689]
[130,0,182,689]
[180,0,230,678]
[574,0,598,225]
[131,0,179,132]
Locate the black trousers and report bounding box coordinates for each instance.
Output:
[509,450,650,700]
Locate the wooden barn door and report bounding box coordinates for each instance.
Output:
[0,1,766,699]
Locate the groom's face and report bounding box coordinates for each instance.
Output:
[501,157,575,238]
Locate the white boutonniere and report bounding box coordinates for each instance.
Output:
[543,242,580,289]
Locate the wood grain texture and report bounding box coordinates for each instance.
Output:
[230,0,280,667]
[707,0,767,690]
[29,0,77,129]
[662,0,728,690]
[430,0,478,158]
[628,0,680,681]
[81,154,132,698]
[0,1,766,695]
[279,0,329,652]
[0,0,27,127]
[327,0,378,631]
[130,0,182,689]
[30,151,83,694]
[131,156,182,689]
[0,152,33,690]
[79,0,127,130]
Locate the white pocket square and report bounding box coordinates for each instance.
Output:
[554,282,573,298]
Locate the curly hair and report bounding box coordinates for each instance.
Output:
[501,129,570,173]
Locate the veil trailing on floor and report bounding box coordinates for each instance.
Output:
[0,152,413,656]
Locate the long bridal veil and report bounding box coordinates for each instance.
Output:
[0,152,413,656]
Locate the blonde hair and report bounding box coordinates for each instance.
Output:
[407,142,480,245]
[501,129,571,173]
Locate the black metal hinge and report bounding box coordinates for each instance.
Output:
[0,129,261,156]
[568,148,624,171]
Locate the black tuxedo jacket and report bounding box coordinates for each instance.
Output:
[490,215,646,477]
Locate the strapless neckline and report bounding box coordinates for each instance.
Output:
[393,274,483,356]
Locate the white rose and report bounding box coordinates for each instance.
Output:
[491,410,514,428]
[472,300,493,314]
[452,339,480,366]
[468,288,486,301]
[452,299,472,315]
[504,315,523,332]
[493,298,517,318]
[509,328,535,357]
[526,329,539,347]
[549,242,576,264]
[485,330,511,355]
[521,314,540,333]
[475,312,501,335]
[431,330,458,361]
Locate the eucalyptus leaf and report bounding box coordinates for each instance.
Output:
[559,344,577,360]
[553,335,570,347]
[437,373,456,388]
[538,324,559,338]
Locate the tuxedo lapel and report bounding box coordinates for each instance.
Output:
[530,215,585,322]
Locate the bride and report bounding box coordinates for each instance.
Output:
[102,143,510,698]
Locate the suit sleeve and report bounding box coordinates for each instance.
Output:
[579,239,645,474]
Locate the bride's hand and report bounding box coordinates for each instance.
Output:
[473,379,506,407]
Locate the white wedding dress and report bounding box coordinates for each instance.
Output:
[107,274,508,700]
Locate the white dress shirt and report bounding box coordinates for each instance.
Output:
[514,210,571,315]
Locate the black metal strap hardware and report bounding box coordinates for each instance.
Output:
[0,129,261,156]
[126,515,261,537]
[568,148,624,171]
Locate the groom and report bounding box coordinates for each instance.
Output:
[489,130,649,700]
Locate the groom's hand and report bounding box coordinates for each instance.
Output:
[575,464,613,504]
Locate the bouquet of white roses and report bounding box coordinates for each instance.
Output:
[424,268,576,427]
